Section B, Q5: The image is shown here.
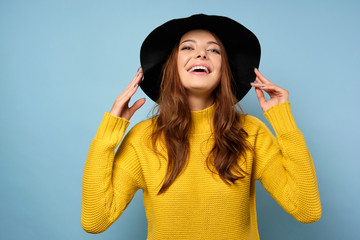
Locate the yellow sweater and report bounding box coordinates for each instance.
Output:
[81,102,321,239]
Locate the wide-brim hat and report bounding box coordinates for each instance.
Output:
[140,14,261,102]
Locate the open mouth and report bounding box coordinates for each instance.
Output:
[187,65,211,74]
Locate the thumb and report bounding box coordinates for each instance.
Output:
[128,98,146,119]
[255,87,266,105]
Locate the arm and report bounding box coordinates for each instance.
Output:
[81,68,146,233]
[82,114,138,233]
[250,69,321,222]
[254,102,321,223]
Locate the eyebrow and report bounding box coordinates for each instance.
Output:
[180,39,220,46]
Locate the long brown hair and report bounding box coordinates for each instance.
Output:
[151,32,252,195]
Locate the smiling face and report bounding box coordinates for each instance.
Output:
[177,29,222,99]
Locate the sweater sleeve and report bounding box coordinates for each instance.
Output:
[253,102,322,223]
[81,112,144,233]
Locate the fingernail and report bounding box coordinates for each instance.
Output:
[137,66,141,71]
[134,83,138,88]
[260,86,265,88]
[137,70,144,77]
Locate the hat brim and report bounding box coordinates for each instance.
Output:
[140,14,261,102]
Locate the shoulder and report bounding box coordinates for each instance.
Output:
[131,117,155,132]
[241,114,268,133]
[123,117,156,143]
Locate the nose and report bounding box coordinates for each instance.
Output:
[195,49,207,59]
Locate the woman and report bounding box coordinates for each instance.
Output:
[81,14,321,239]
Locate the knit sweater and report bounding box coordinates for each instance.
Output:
[81,102,321,239]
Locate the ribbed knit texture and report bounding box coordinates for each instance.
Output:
[81,102,321,239]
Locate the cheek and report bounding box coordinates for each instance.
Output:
[215,57,222,71]
[177,56,184,72]
[177,53,187,67]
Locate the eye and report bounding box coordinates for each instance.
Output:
[181,46,193,50]
[208,49,220,54]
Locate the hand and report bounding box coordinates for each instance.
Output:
[109,68,146,120]
[250,68,289,112]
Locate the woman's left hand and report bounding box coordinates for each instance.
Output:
[250,68,289,112]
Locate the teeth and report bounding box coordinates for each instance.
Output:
[188,66,209,74]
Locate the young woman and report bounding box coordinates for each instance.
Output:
[81,14,321,239]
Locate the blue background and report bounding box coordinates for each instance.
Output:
[1,0,359,239]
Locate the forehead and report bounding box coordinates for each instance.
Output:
[179,29,218,43]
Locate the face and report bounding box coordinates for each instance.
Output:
[177,29,222,98]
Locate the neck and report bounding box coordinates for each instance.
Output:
[187,94,215,111]
[190,103,215,134]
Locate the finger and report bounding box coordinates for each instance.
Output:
[111,69,144,118]
[128,71,143,96]
[254,87,267,106]
[254,68,272,84]
[256,83,284,95]
[252,80,283,92]
[251,81,270,90]
[134,70,143,87]
[126,67,143,90]
[253,75,266,85]
[250,82,266,87]
[256,84,289,103]
[128,98,146,119]
[255,88,268,112]
[122,69,143,100]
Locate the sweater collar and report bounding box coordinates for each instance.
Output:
[190,104,215,134]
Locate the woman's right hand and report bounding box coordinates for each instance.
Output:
[109,67,146,120]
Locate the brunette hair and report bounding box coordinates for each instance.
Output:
[151,32,252,195]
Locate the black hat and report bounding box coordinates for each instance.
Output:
[140,14,261,102]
